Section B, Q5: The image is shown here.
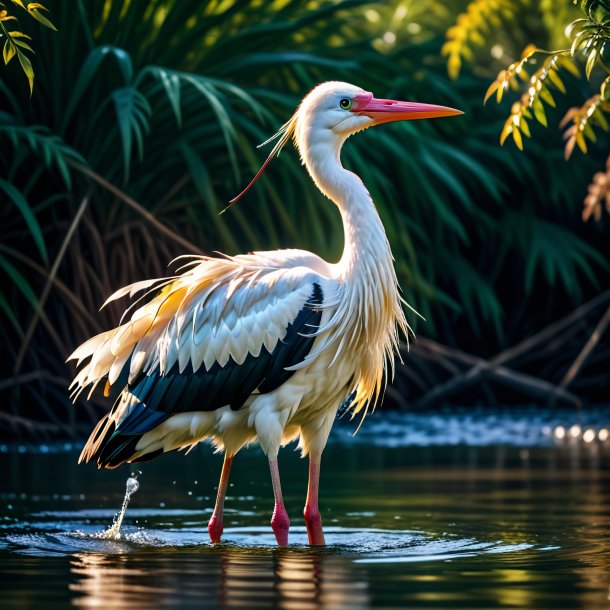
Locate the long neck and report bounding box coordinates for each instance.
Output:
[300,138,409,419]
[301,140,393,277]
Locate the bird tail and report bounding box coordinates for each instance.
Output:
[79,397,171,469]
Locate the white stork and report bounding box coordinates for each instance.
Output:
[68,82,461,546]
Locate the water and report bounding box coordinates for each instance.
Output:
[1,408,610,609]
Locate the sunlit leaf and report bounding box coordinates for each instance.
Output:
[13,38,33,52]
[27,5,56,30]
[17,49,33,94]
[585,46,599,78]
[512,126,523,150]
[548,69,566,93]
[532,99,548,126]
[2,39,15,64]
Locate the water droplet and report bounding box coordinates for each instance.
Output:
[126,477,139,495]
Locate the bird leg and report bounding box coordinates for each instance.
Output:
[208,453,233,543]
[268,456,290,545]
[303,453,325,545]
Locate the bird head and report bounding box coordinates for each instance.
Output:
[227,81,462,206]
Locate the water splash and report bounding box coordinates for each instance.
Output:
[99,473,140,540]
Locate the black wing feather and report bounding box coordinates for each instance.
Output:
[88,283,324,468]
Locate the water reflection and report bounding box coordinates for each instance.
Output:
[70,548,370,610]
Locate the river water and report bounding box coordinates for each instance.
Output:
[1,408,609,609]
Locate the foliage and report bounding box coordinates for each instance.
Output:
[445,0,610,220]
[442,0,522,80]
[1,0,609,431]
[0,0,55,94]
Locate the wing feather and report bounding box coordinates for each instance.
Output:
[70,256,332,407]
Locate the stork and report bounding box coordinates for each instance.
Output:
[69,82,461,546]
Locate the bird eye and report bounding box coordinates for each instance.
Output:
[339,98,352,110]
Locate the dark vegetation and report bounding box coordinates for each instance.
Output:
[0,0,609,439]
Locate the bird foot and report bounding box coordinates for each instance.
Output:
[271,503,290,546]
[304,505,325,545]
[208,513,223,543]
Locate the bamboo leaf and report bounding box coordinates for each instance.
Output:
[27,6,56,30]
[512,126,524,150]
[533,99,547,126]
[585,46,599,78]
[2,39,15,64]
[16,48,33,93]
[12,38,33,52]
[539,87,556,107]
[548,69,566,93]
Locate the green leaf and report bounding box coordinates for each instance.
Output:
[532,98,547,126]
[585,46,599,78]
[0,177,48,264]
[111,86,151,180]
[12,38,33,52]
[548,69,566,93]
[17,49,33,94]
[539,87,556,107]
[61,46,133,132]
[28,7,56,30]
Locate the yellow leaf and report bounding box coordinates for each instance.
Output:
[600,76,610,101]
[532,99,547,126]
[594,107,609,131]
[496,81,506,103]
[520,118,531,138]
[512,127,523,150]
[539,87,556,107]
[575,131,588,154]
[558,56,580,78]
[548,70,566,93]
[484,80,500,104]
[2,39,15,64]
[7,30,31,39]
[448,54,461,80]
[521,44,537,59]
[10,0,26,8]
[585,47,598,80]
[500,119,513,145]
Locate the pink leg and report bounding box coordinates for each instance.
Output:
[268,457,290,546]
[208,453,233,543]
[304,453,325,545]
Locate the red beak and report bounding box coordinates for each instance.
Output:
[355,94,463,123]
